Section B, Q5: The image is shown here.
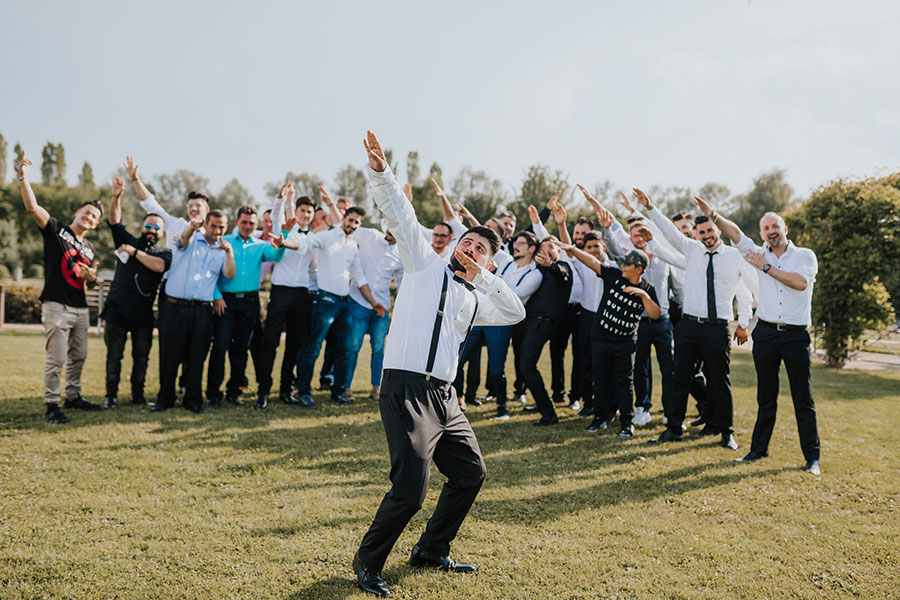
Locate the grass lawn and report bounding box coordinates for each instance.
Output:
[1,329,898,599]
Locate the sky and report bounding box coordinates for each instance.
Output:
[4,0,900,207]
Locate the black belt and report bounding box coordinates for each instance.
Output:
[271,284,308,292]
[318,290,349,301]
[221,291,259,299]
[382,368,451,388]
[683,314,728,325]
[757,319,807,332]
[166,297,207,307]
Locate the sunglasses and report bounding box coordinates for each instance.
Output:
[143,223,162,231]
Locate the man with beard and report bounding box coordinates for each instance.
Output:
[637,189,749,451]
[353,132,525,598]
[18,151,103,424]
[699,205,821,475]
[102,176,172,409]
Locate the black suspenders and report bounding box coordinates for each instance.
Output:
[425,271,479,379]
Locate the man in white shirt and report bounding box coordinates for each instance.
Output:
[699,204,821,474]
[294,203,385,407]
[352,132,525,598]
[635,189,749,451]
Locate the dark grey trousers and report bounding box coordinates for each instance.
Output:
[357,369,487,572]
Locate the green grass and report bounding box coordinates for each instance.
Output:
[1,330,899,599]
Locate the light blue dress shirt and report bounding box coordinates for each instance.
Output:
[166,234,229,302]
[215,232,285,298]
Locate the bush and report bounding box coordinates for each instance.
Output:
[25,264,43,279]
[0,264,11,280]
[3,284,42,323]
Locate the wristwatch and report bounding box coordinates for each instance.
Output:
[762,264,772,273]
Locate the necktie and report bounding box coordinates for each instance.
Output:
[706,251,717,320]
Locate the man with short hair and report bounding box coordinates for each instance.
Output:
[702,206,821,474]
[18,151,102,424]
[206,205,286,408]
[154,210,235,413]
[295,202,385,406]
[353,132,525,598]
[102,176,172,409]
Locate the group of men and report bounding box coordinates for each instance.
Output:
[17,132,822,597]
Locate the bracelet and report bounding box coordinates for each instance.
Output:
[17,175,25,181]
[131,177,139,182]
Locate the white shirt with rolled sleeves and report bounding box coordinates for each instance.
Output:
[368,165,526,382]
[350,226,393,309]
[304,227,366,296]
[268,195,315,289]
[497,260,543,304]
[371,246,404,308]
[736,234,817,326]
[647,206,750,328]
[139,194,205,280]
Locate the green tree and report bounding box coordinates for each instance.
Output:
[0,218,20,270]
[333,164,367,203]
[217,178,254,218]
[54,143,66,184]
[264,172,324,200]
[787,175,900,367]
[406,151,421,186]
[507,164,571,232]
[0,133,7,184]
[13,142,24,172]
[40,143,57,185]
[79,161,95,188]
[449,167,508,224]
[731,169,793,242]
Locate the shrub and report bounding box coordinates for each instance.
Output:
[25,264,43,279]
[4,284,42,323]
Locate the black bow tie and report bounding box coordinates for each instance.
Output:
[452,274,476,291]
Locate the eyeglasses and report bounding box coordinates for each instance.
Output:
[144,223,162,231]
[432,233,450,239]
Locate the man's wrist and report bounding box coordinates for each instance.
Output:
[17,174,26,181]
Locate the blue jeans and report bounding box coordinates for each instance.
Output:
[346,299,390,387]
[296,291,353,396]
[459,325,513,404]
[634,317,674,412]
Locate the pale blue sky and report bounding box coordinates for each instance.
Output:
[4,0,899,205]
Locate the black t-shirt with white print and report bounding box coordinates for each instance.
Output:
[594,264,658,339]
[39,217,96,308]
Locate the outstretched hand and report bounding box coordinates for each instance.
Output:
[319,186,334,207]
[632,188,652,211]
[111,176,125,198]
[546,190,562,211]
[124,156,139,180]
[550,238,576,257]
[527,204,540,225]
[595,204,615,228]
[552,202,567,224]
[430,177,447,200]
[364,131,387,172]
[619,191,635,214]
[402,183,413,203]
[18,152,32,179]
[693,196,714,217]
[269,233,285,248]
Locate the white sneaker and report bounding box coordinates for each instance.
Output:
[482,395,495,403]
[569,400,581,412]
[633,407,652,426]
[514,394,527,404]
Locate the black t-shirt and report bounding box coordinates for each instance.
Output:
[594,265,658,339]
[101,222,172,324]
[39,217,97,308]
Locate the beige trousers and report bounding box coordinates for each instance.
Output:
[42,301,90,405]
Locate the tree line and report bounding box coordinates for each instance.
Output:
[0,132,896,366]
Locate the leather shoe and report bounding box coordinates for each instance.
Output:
[698,426,720,437]
[255,394,268,410]
[522,405,538,413]
[804,459,821,475]
[736,450,766,463]
[409,544,476,573]
[280,391,300,405]
[689,416,706,427]
[64,395,102,411]
[184,404,203,414]
[533,414,559,427]
[649,429,683,444]
[352,552,390,597]
[721,433,739,451]
[226,393,244,407]
[150,403,172,413]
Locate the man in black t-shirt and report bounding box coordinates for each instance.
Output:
[18,152,103,424]
[101,177,172,409]
[558,242,660,437]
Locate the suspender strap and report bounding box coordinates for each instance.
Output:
[425,272,449,375]
[515,266,534,287]
[500,261,513,277]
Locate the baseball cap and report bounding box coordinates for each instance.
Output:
[616,249,649,269]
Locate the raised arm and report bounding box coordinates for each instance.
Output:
[17,153,50,229]
[693,196,742,245]
[179,217,203,249]
[365,131,435,274]
[553,240,605,277]
[271,181,292,232]
[319,186,343,226]
[634,188,692,253]
[124,156,153,202]
[220,238,236,279]
[529,205,550,241]
[636,225,686,269]
[108,177,125,225]
[431,177,456,223]
[552,202,571,245]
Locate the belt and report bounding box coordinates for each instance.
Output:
[271,285,308,292]
[221,291,259,299]
[318,290,349,301]
[683,314,728,325]
[166,297,207,307]
[757,319,807,332]
[382,368,451,388]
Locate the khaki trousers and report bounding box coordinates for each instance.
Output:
[42,301,90,405]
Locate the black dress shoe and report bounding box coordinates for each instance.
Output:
[184,404,203,414]
[352,552,390,597]
[689,416,707,427]
[46,403,70,424]
[409,544,476,573]
[280,391,300,405]
[578,404,594,417]
[225,393,245,407]
[255,395,268,410]
[649,429,683,444]
[533,414,559,427]
[150,403,172,413]
[130,396,148,406]
[721,433,739,451]
[64,395,102,411]
[698,426,720,437]
[103,396,117,409]
[522,405,538,413]
[736,450,767,463]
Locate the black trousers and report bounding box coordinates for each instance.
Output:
[670,301,707,416]
[667,318,732,435]
[357,369,486,572]
[207,294,260,399]
[750,324,820,460]
[576,309,595,409]
[550,303,580,400]
[518,317,557,417]
[104,314,154,401]
[254,286,311,396]
[591,331,636,427]
[157,301,213,410]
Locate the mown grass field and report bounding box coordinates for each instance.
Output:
[1,329,898,599]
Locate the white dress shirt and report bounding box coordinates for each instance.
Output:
[736,233,817,326]
[349,226,393,309]
[572,260,604,313]
[497,260,543,304]
[368,166,526,382]
[371,246,404,308]
[648,207,750,328]
[270,225,314,288]
[531,220,583,304]
[139,194,189,251]
[302,227,366,297]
